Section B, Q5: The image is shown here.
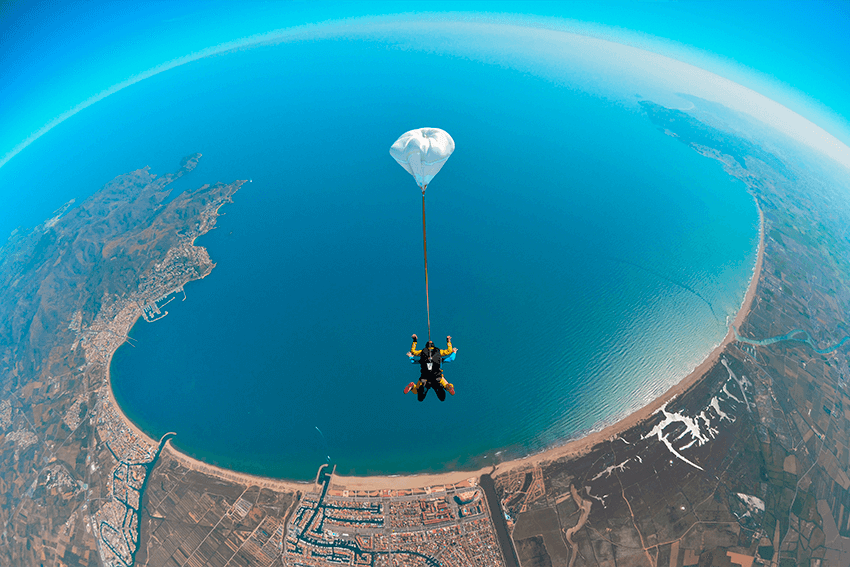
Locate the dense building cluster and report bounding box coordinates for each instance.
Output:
[285,475,505,567]
[90,395,157,567]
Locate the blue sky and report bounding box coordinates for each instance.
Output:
[2,0,849,169]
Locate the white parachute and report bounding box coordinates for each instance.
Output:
[389,128,455,190]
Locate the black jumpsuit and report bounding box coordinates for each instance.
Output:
[417,349,446,402]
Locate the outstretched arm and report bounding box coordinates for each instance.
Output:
[409,333,422,357]
[439,335,453,356]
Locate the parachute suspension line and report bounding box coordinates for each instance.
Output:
[421,186,431,342]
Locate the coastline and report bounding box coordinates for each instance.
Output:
[107,353,312,495]
[161,440,315,493]
[332,200,765,489]
[107,201,765,494]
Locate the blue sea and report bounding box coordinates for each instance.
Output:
[0,37,758,480]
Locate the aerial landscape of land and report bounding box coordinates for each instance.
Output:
[2,93,850,567]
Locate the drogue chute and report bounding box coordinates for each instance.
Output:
[389,127,455,343]
[390,128,455,192]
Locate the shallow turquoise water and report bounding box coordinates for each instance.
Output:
[2,38,758,480]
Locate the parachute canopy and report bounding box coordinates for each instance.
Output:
[390,128,455,190]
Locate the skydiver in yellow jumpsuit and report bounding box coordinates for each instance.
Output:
[404,334,456,401]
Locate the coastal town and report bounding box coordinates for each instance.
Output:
[2,95,850,567]
[0,155,248,565]
[284,466,504,566]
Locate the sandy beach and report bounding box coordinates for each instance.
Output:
[160,442,316,493]
[105,361,313,494]
[104,312,159,446]
[106,202,765,494]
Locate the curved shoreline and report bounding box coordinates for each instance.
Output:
[334,199,765,489]
[108,202,765,492]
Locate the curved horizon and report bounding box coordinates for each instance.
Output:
[2,12,850,173]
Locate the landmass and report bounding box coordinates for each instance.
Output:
[0,154,244,565]
[2,96,850,567]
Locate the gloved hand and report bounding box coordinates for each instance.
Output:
[412,334,418,342]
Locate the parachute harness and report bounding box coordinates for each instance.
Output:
[422,186,431,342]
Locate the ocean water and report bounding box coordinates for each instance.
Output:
[2,38,759,479]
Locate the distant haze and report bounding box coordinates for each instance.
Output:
[2,14,850,172]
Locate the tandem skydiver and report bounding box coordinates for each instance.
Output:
[404,334,457,401]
